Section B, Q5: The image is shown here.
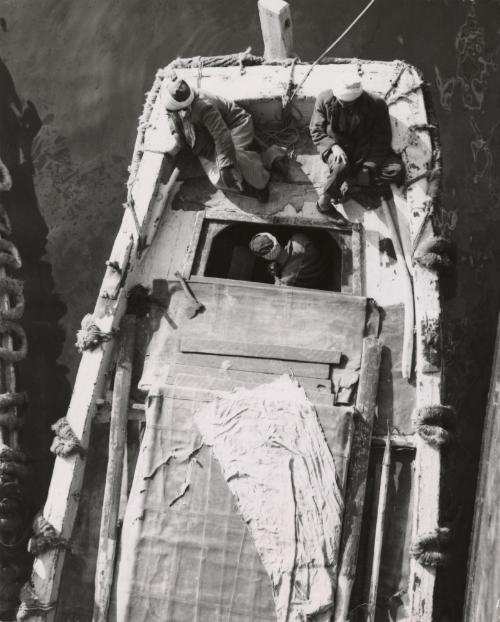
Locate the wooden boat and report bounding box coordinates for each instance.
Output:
[23,4,453,621]
[463,311,500,622]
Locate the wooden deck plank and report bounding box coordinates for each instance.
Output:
[174,352,330,378]
[166,363,332,393]
[180,337,341,365]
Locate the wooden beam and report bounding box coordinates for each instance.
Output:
[174,351,331,379]
[257,0,293,60]
[180,337,342,364]
[93,316,136,622]
[333,336,382,621]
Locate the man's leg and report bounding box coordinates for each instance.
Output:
[316,159,351,225]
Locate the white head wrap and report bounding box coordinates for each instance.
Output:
[332,68,363,102]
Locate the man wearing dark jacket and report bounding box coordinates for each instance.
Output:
[162,76,270,200]
[309,68,403,220]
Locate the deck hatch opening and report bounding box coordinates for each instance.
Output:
[195,222,344,291]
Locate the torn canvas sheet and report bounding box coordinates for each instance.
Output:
[195,375,344,622]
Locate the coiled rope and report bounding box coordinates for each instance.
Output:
[75,314,117,353]
[27,512,69,556]
[50,417,85,458]
[411,526,451,567]
[412,405,456,448]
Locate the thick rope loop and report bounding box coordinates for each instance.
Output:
[0,158,12,192]
[27,512,69,556]
[50,417,85,458]
[16,582,55,621]
[75,314,116,353]
[411,526,451,567]
[0,392,28,410]
[412,405,456,448]
[0,205,12,237]
[0,413,24,431]
[414,236,454,273]
[0,321,28,363]
[0,277,25,320]
[0,239,22,270]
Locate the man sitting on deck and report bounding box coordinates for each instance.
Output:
[249,231,327,288]
[162,76,270,201]
[309,67,404,221]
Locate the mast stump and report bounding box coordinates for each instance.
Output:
[258,0,293,60]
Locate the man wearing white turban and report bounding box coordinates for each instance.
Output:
[310,67,404,219]
[162,76,270,201]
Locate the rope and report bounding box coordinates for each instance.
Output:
[413,236,453,273]
[0,321,28,363]
[16,583,55,622]
[0,239,22,271]
[411,527,451,567]
[27,512,69,556]
[412,405,456,448]
[0,277,24,321]
[0,205,12,237]
[50,417,85,458]
[0,446,28,482]
[284,0,377,106]
[0,158,12,193]
[0,413,24,431]
[0,392,27,410]
[0,481,27,548]
[75,314,116,353]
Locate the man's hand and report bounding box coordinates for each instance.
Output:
[327,145,348,167]
[220,166,239,190]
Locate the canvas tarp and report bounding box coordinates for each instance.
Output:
[112,376,344,622]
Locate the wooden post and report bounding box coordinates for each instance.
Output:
[93,315,136,622]
[333,336,382,621]
[367,431,391,621]
[381,198,415,379]
[257,0,293,60]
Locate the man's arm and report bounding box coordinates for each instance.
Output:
[309,92,342,160]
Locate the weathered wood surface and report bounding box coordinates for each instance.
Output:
[334,336,382,621]
[464,313,500,622]
[174,351,331,378]
[258,0,293,60]
[93,316,136,622]
[166,363,332,392]
[181,278,367,370]
[180,337,342,365]
[162,374,335,406]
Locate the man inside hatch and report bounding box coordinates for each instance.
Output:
[162,76,270,201]
[249,231,327,288]
[309,67,404,220]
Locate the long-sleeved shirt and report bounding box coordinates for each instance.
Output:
[170,91,250,169]
[309,90,393,167]
[274,233,327,288]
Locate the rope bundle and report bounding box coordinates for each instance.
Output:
[27,513,69,556]
[0,320,28,363]
[0,205,12,237]
[75,314,117,353]
[414,236,453,273]
[50,418,85,458]
[411,526,451,567]
[0,277,25,320]
[16,582,55,622]
[0,446,28,483]
[0,239,22,271]
[412,405,456,448]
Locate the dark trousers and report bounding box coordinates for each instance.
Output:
[323,154,404,200]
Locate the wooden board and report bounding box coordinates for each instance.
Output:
[166,363,332,393]
[174,352,331,379]
[181,278,367,370]
[162,377,335,406]
[180,337,341,365]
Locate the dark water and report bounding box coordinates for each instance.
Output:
[1,0,499,619]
